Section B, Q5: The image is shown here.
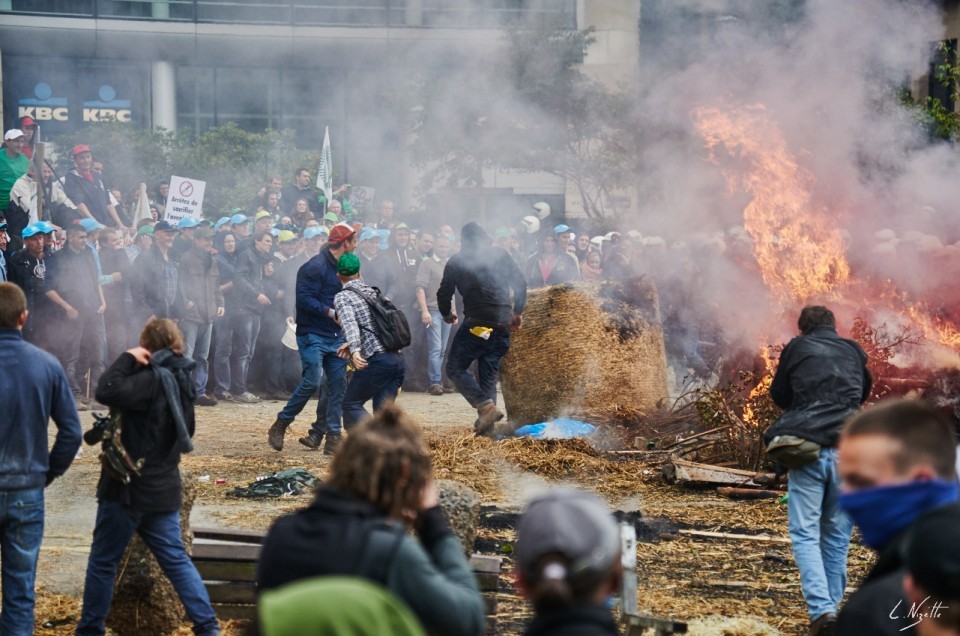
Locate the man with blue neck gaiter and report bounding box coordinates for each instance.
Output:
[836,399,959,635]
[766,305,872,636]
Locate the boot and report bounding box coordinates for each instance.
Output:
[323,432,343,456]
[268,417,288,451]
[474,402,504,437]
[299,431,323,450]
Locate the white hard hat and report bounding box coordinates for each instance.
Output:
[521,215,541,234]
[532,202,551,220]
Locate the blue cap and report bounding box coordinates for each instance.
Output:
[303,226,326,240]
[230,213,248,225]
[554,224,572,234]
[359,227,379,242]
[0,220,7,230]
[214,216,231,231]
[36,221,54,234]
[270,227,281,237]
[178,217,201,229]
[79,218,105,232]
[21,224,40,238]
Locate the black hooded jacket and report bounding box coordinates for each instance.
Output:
[766,325,871,448]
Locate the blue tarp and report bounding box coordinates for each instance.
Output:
[513,418,596,439]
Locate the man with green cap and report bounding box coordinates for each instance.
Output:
[333,251,405,429]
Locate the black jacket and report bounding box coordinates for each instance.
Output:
[129,245,180,320]
[46,245,100,315]
[63,169,114,226]
[179,247,223,323]
[94,351,196,512]
[258,486,485,636]
[524,605,618,636]
[233,247,270,314]
[836,502,960,636]
[766,325,871,448]
[437,245,527,325]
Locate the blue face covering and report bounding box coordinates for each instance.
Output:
[839,479,959,550]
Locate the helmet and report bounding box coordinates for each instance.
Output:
[532,202,551,220]
[521,216,541,234]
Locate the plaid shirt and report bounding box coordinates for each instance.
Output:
[334,280,385,360]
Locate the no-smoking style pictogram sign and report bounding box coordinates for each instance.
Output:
[179,180,194,197]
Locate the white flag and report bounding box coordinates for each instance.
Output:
[316,127,333,204]
[132,182,152,225]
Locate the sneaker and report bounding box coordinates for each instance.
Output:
[323,432,342,456]
[215,392,234,403]
[808,612,837,636]
[233,392,260,404]
[268,417,288,451]
[195,395,219,407]
[441,382,456,394]
[299,431,323,450]
[474,402,504,437]
[428,384,444,396]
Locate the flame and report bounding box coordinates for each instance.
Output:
[742,345,777,426]
[692,104,849,306]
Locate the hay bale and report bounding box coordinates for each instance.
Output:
[501,278,669,427]
[436,479,480,554]
[106,469,199,636]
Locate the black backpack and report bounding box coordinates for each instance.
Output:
[344,287,412,352]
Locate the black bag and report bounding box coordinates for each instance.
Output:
[344,287,411,352]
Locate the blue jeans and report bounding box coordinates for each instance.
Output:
[0,488,44,636]
[77,500,219,636]
[181,320,213,396]
[343,352,405,430]
[787,448,852,620]
[426,311,451,386]
[445,321,510,409]
[214,311,260,395]
[279,332,347,436]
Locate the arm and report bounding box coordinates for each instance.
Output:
[334,292,362,353]
[296,261,336,320]
[769,342,794,409]
[95,352,156,411]
[436,260,456,318]
[45,289,78,319]
[46,364,82,484]
[504,253,527,315]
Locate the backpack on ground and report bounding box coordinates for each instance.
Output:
[344,287,412,352]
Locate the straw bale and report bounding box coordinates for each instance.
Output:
[501,278,669,427]
[436,479,480,554]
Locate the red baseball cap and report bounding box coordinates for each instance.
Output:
[72,144,91,156]
[20,116,36,127]
[327,222,359,244]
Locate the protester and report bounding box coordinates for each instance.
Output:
[581,250,603,280]
[213,232,240,401]
[63,145,128,231]
[227,231,273,403]
[256,230,297,400]
[268,222,356,454]
[357,226,395,292]
[18,116,37,159]
[415,232,452,395]
[526,232,580,288]
[8,224,54,345]
[0,220,8,282]
[10,160,79,230]
[766,305,871,636]
[1,129,30,218]
[178,226,224,407]
[374,199,396,229]
[126,223,153,263]
[76,318,220,636]
[257,404,485,636]
[44,223,107,409]
[0,282,81,636]
[901,505,960,636]
[334,252,405,429]
[836,399,959,635]
[98,227,132,362]
[281,168,320,217]
[437,222,526,435]
[128,220,181,326]
[515,488,622,636]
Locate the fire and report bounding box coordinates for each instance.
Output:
[692,104,849,306]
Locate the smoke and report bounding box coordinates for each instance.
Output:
[629,0,952,359]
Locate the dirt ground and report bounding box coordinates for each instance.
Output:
[37,391,873,635]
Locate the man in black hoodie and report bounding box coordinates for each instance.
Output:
[437,222,526,437]
[765,305,871,636]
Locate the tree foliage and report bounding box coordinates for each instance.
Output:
[50,122,318,218]
[899,41,960,141]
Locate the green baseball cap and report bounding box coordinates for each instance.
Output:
[337,252,361,276]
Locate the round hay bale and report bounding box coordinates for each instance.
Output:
[105,469,199,635]
[501,278,669,427]
[436,479,480,555]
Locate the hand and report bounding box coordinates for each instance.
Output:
[127,346,151,366]
[258,187,266,198]
[276,290,285,299]
[510,313,523,330]
[350,351,368,370]
[443,312,458,325]
[337,343,351,359]
[185,300,195,310]
[97,303,106,315]
[286,316,295,324]
[111,272,123,283]
[65,306,79,320]
[421,311,432,326]
[216,307,225,317]
[420,479,439,510]
[257,293,271,306]
[265,262,274,276]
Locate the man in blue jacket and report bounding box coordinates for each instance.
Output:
[0,282,82,635]
[269,223,357,455]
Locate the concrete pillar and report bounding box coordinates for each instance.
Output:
[151,61,176,131]
[406,0,423,26]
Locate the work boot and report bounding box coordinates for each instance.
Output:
[808,612,837,636]
[195,394,218,407]
[474,402,504,437]
[323,432,342,456]
[268,417,288,451]
[428,384,444,396]
[299,431,323,450]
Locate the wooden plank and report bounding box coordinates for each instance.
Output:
[625,613,688,634]
[469,554,502,573]
[678,529,791,545]
[667,459,770,487]
[193,527,265,544]
[716,487,782,500]
[192,541,261,561]
[193,560,257,582]
[211,603,256,621]
[206,582,256,604]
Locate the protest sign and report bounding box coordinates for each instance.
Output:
[164,175,206,225]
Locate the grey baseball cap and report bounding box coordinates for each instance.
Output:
[515,488,620,587]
